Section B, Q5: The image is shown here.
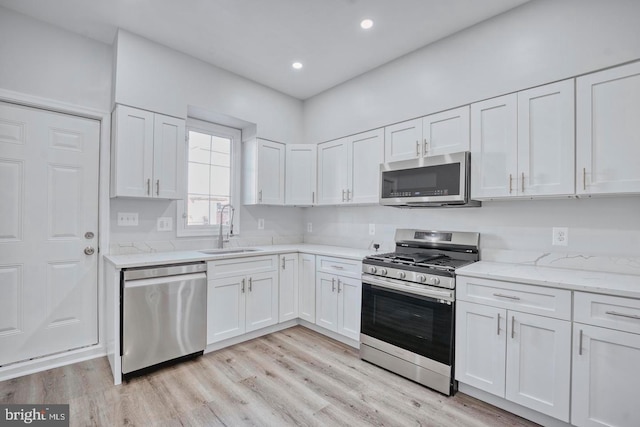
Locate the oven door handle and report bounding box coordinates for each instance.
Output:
[362,274,454,302]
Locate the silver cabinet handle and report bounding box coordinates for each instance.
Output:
[146,178,151,195]
[497,313,501,335]
[511,315,515,339]
[509,174,513,194]
[423,139,428,155]
[282,257,286,270]
[258,190,263,202]
[312,191,315,204]
[331,265,345,270]
[332,278,336,292]
[521,172,524,193]
[606,311,640,320]
[346,189,351,201]
[416,140,420,157]
[337,279,342,293]
[342,189,346,202]
[241,278,245,293]
[578,329,583,355]
[493,293,521,300]
[249,277,253,292]
[583,167,586,191]
[84,246,95,255]
[156,179,160,196]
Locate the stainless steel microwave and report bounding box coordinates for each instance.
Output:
[379,151,480,207]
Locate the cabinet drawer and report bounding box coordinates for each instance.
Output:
[457,276,571,320]
[207,255,277,279]
[316,256,361,278]
[574,292,640,335]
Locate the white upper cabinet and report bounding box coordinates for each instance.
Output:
[243,138,285,205]
[577,61,640,196]
[318,128,383,205]
[384,106,470,163]
[285,144,317,205]
[471,80,575,199]
[111,105,185,199]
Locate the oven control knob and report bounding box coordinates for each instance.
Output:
[368,266,377,274]
[398,271,406,279]
[379,268,387,276]
[429,277,441,286]
[417,274,426,283]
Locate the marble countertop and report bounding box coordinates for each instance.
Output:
[457,261,640,299]
[104,244,374,269]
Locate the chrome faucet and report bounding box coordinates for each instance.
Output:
[218,204,235,249]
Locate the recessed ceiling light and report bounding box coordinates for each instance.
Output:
[292,62,303,70]
[360,19,374,30]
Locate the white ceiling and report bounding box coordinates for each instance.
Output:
[0,0,530,100]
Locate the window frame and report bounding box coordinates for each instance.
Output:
[176,118,241,238]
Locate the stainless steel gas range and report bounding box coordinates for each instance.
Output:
[360,229,480,396]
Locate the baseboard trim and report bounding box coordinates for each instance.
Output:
[458,383,572,427]
[204,320,299,354]
[297,320,360,349]
[0,345,106,382]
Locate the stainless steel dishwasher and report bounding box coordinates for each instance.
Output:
[121,262,207,376]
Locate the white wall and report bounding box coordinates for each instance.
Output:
[0,7,112,112]
[303,0,640,144]
[301,0,640,270]
[113,30,303,144]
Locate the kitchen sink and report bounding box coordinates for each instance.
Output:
[199,248,261,255]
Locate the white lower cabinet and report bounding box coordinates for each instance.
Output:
[456,277,572,422]
[278,253,299,322]
[298,254,316,323]
[207,256,278,344]
[571,292,640,427]
[315,256,362,341]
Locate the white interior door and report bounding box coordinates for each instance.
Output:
[0,101,99,365]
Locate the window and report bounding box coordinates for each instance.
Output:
[177,119,241,237]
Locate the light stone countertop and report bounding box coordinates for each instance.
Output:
[104,244,375,269]
[457,261,640,299]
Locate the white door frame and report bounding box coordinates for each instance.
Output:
[0,88,111,381]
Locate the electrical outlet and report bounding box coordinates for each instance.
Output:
[307,222,313,232]
[117,212,138,226]
[552,227,569,246]
[157,217,172,232]
[369,223,375,235]
[258,218,265,230]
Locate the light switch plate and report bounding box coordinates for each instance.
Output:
[157,217,173,232]
[307,222,313,232]
[258,218,265,230]
[117,212,138,226]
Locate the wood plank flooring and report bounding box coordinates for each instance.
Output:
[0,326,539,426]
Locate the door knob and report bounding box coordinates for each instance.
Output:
[84,246,95,255]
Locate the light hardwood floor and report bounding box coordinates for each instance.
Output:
[0,326,539,426]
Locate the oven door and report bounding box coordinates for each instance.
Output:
[360,274,454,366]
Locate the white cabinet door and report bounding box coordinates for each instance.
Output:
[576,62,640,196]
[153,113,185,199]
[348,128,383,204]
[470,94,518,199]
[298,254,316,323]
[337,276,361,341]
[572,324,640,427]
[245,271,279,333]
[285,144,317,205]
[422,106,470,157]
[518,80,575,197]
[506,312,571,422]
[278,253,298,322]
[317,139,349,205]
[207,275,246,343]
[257,139,286,204]
[315,272,338,332]
[384,118,422,162]
[455,301,506,397]
[111,105,155,197]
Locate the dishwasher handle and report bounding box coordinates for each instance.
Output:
[123,262,206,281]
[123,272,207,288]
